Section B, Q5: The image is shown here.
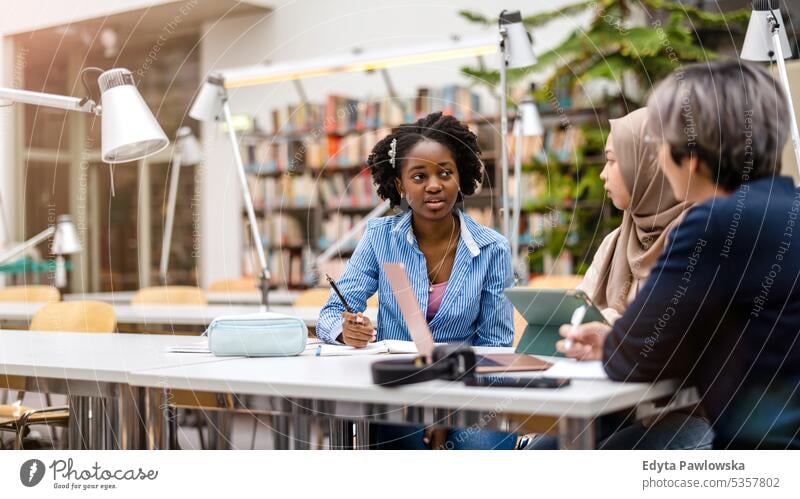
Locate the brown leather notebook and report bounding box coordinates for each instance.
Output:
[474,353,553,374]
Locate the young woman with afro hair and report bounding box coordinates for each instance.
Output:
[316,112,518,449]
[317,111,514,350]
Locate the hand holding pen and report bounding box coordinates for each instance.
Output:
[325,273,377,348]
[556,305,611,361]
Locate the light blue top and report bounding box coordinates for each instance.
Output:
[316,209,515,347]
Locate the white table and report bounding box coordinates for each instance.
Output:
[64,290,300,306]
[128,349,686,450]
[0,303,378,329]
[0,330,234,449]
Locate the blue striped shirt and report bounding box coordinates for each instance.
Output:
[317,209,515,347]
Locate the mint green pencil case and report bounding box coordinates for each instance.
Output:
[205,312,307,357]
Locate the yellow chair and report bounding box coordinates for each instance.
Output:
[0,285,61,405]
[132,286,208,306]
[0,301,116,448]
[208,277,258,293]
[29,301,117,333]
[0,285,60,303]
[527,274,584,289]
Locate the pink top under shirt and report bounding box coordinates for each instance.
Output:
[426,280,448,322]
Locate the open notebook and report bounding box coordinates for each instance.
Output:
[166,337,418,357]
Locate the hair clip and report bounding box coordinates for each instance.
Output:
[388,138,397,169]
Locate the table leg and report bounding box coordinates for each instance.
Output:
[273,414,290,450]
[558,417,596,449]
[289,398,315,450]
[117,385,144,449]
[329,419,352,449]
[67,396,90,449]
[145,387,169,450]
[354,421,370,449]
[206,411,232,450]
[89,396,115,450]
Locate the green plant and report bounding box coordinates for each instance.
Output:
[460,1,750,104]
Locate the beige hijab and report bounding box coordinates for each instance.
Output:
[591,108,687,313]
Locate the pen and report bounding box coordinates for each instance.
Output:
[564,305,587,351]
[325,273,354,313]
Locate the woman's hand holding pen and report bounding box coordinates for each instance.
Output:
[556,321,610,360]
[340,312,377,348]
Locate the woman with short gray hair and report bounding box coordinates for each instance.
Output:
[557,59,800,449]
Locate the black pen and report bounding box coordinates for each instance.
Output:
[325,273,354,313]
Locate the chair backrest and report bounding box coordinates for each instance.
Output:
[0,285,60,303]
[132,286,208,305]
[296,288,378,308]
[295,288,332,307]
[512,275,585,348]
[30,301,116,333]
[527,275,585,290]
[512,309,528,348]
[208,277,257,293]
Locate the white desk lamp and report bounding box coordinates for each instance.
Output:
[498,10,537,242]
[0,67,167,287]
[741,0,799,175]
[0,215,81,288]
[0,68,168,163]
[511,96,544,280]
[159,127,203,284]
[189,75,272,309]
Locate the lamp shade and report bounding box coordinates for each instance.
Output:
[741,0,793,62]
[51,215,81,255]
[175,127,203,166]
[189,75,226,122]
[518,99,544,136]
[500,10,537,69]
[98,68,169,163]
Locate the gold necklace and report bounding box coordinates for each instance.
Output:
[426,218,458,293]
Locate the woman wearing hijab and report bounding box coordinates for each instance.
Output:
[578,107,686,323]
[522,108,713,449]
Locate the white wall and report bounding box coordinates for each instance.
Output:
[0,0,175,36]
[197,0,590,286]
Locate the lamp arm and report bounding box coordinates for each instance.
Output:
[221,100,271,309]
[498,28,511,241]
[0,87,97,114]
[159,153,182,284]
[316,199,391,265]
[0,226,56,265]
[511,118,523,282]
[769,19,800,175]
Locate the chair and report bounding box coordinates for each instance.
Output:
[0,286,61,406]
[208,277,258,293]
[0,301,116,449]
[510,276,586,441]
[0,285,60,303]
[527,274,585,289]
[132,286,208,306]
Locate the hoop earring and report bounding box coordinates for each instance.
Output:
[399,195,410,212]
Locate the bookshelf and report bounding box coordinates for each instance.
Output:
[238,85,613,288]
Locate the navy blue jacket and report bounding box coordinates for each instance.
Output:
[604,176,800,449]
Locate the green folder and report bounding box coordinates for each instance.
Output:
[504,287,607,357]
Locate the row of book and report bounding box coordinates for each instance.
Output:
[318,213,367,251]
[242,246,315,288]
[318,170,380,208]
[248,170,381,211]
[266,85,483,136]
[257,214,307,248]
[248,174,318,210]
